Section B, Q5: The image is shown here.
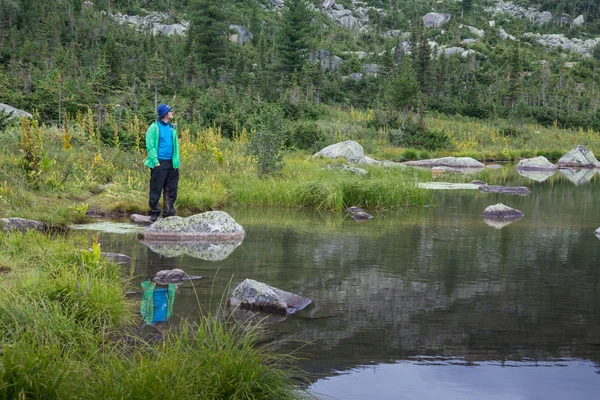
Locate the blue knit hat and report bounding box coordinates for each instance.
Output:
[157,103,172,118]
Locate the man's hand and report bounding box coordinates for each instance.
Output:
[155,163,160,167]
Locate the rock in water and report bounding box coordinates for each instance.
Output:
[352,211,373,221]
[557,145,600,168]
[481,203,525,219]
[516,156,556,170]
[313,140,366,163]
[138,211,245,241]
[130,214,153,225]
[0,217,44,233]
[478,185,530,196]
[153,268,202,285]
[595,227,600,237]
[229,279,312,315]
[346,206,365,213]
[404,157,484,169]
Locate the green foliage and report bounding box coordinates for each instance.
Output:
[189,0,227,76]
[389,124,454,151]
[0,109,16,131]
[277,0,314,74]
[247,104,286,176]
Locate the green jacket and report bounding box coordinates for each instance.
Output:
[144,121,180,169]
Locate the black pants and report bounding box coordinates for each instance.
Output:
[149,159,179,218]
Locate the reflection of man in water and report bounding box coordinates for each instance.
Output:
[140,280,177,324]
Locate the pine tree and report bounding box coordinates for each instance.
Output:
[389,57,419,129]
[189,0,227,78]
[277,0,314,75]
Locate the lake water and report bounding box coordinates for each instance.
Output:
[86,166,600,399]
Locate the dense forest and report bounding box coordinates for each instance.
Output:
[1,0,599,148]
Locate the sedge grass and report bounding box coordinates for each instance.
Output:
[0,231,307,399]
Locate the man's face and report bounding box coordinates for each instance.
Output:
[164,110,173,121]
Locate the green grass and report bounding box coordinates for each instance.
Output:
[0,231,306,399]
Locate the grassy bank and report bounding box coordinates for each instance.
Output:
[0,231,304,399]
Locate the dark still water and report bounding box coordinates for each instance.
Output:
[89,166,600,399]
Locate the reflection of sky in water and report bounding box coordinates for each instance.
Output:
[311,361,600,400]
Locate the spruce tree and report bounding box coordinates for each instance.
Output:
[277,0,314,75]
[389,57,419,129]
[189,0,227,78]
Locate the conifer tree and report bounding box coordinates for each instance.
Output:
[189,0,227,78]
[389,57,419,129]
[277,0,314,76]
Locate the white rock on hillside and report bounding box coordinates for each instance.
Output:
[229,25,253,44]
[522,33,600,57]
[313,140,365,163]
[573,15,584,27]
[0,103,32,118]
[423,13,452,28]
[487,1,553,25]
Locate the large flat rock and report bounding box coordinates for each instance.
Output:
[313,140,366,163]
[405,157,485,169]
[516,156,556,171]
[138,211,245,241]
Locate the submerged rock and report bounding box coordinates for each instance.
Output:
[101,252,132,264]
[352,211,373,221]
[516,156,556,171]
[0,217,44,233]
[559,168,597,186]
[478,185,530,196]
[142,239,243,261]
[557,145,600,168]
[229,279,312,315]
[516,169,556,182]
[405,157,485,169]
[313,140,365,163]
[418,182,481,190]
[481,203,525,219]
[139,211,245,241]
[325,163,368,175]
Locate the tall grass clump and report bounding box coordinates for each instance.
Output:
[0,231,306,399]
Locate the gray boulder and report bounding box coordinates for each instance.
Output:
[142,239,243,261]
[573,15,584,27]
[404,157,485,169]
[443,47,466,57]
[1,217,44,233]
[325,163,368,175]
[595,227,600,237]
[465,25,484,38]
[481,203,525,219]
[557,145,600,168]
[139,211,245,241]
[363,63,379,74]
[0,103,32,119]
[270,0,284,8]
[423,13,452,28]
[310,49,343,73]
[100,252,132,264]
[229,279,312,314]
[343,72,363,81]
[229,25,253,44]
[313,140,365,163]
[516,156,556,170]
[499,29,516,41]
[322,0,335,10]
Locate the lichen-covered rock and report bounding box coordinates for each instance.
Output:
[423,13,452,28]
[0,217,44,233]
[229,279,312,315]
[516,169,556,182]
[142,239,243,261]
[481,203,525,219]
[325,164,368,175]
[557,145,600,168]
[139,211,245,241]
[478,185,530,196]
[313,140,365,163]
[101,252,132,264]
[229,25,253,44]
[404,157,484,169]
[516,156,556,170]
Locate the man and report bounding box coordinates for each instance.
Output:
[145,103,180,222]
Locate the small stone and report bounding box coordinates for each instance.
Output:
[229,279,311,315]
[130,214,153,225]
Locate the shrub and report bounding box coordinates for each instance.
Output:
[247,104,286,176]
[389,124,454,151]
[286,120,325,151]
